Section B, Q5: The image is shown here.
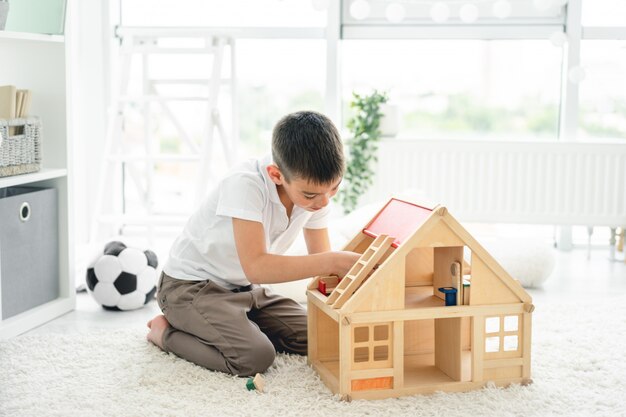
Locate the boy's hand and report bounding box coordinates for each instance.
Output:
[232,218,361,284]
[331,251,361,278]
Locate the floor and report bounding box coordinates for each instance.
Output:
[532,247,626,303]
[26,246,626,337]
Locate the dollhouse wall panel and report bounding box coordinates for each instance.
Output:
[405,247,433,286]
[352,265,405,313]
[404,319,435,355]
[352,235,375,254]
[470,255,521,305]
[433,246,464,301]
[316,308,339,361]
[461,317,471,350]
[483,365,523,380]
[435,317,462,380]
[416,221,465,248]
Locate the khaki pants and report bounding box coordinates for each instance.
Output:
[157,272,307,377]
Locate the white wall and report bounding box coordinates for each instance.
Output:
[68,0,109,244]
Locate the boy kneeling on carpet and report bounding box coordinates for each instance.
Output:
[147,111,360,376]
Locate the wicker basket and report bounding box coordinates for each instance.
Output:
[0,117,42,177]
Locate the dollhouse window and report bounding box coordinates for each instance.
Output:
[504,335,519,351]
[374,345,389,361]
[355,327,369,343]
[352,323,392,367]
[504,315,518,332]
[374,325,388,341]
[484,315,521,355]
[354,347,369,362]
[486,337,500,353]
[486,317,500,333]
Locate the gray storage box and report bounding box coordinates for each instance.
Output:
[0,186,59,320]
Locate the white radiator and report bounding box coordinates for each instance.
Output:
[365,140,626,226]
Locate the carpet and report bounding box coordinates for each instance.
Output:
[1,296,625,417]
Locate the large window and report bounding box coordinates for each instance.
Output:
[342,40,562,140]
[342,0,565,25]
[110,0,626,231]
[578,40,626,141]
[117,0,626,147]
[114,1,328,219]
[580,0,626,142]
[116,38,325,217]
[236,39,326,157]
[121,0,327,27]
[582,0,626,26]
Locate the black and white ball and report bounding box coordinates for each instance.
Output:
[86,241,158,311]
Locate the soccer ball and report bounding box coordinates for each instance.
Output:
[86,241,158,311]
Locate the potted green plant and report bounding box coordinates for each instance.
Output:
[338,90,388,214]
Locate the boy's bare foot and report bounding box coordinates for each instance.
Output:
[146,314,169,350]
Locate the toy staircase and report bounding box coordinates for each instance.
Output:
[326,234,394,309]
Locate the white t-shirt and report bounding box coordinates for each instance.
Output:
[163,154,331,289]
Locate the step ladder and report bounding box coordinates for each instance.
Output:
[326,234,394,309]
[89,27,237,243]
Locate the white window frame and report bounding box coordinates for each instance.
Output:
[109,0,626,142]
[577,5,626,140]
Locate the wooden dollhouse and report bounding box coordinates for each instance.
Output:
[306,198,534,401]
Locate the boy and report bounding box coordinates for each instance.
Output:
[147,111,360,377]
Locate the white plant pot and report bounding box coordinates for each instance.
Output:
[379,103,399,138]
[0,2,9,30]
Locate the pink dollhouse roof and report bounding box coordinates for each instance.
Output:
[362,198,433,248]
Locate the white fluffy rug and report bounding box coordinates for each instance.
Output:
[1,296,625,417]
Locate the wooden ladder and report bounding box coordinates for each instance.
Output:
[326,234,394,309]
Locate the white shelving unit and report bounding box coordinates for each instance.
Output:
[0,24,74,338]
[0,30,64,43]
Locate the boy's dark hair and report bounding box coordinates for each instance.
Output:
[272,111,344,184]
